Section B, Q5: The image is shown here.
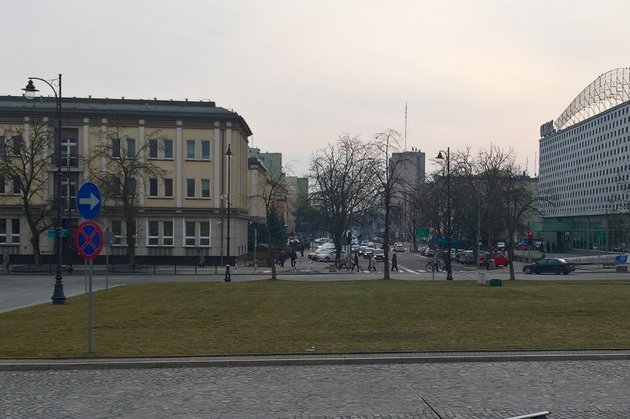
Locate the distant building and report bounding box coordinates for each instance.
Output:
[390,148,426,241]
[0,95,252,263]
[539,68,630,251]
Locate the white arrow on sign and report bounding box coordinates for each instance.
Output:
[79,192,100,210]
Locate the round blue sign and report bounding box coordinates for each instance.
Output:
[77,182,102,220]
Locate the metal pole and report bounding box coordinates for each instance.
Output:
[254,223,257,273]
[446,147,453,280]
[24,75,69,304]
[88,259,93,354]
[224,144,232,282]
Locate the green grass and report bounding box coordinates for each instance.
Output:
[2,279,630,358]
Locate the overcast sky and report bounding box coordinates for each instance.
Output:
[3,0,630,177]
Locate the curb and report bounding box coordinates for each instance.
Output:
[2,350,629,371]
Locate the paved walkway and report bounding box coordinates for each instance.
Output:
[1,351,630,418]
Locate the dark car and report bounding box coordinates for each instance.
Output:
[523,258,575,275]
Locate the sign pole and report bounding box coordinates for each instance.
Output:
[88,259,93,354]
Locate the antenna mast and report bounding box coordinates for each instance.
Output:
[404,102,408,151]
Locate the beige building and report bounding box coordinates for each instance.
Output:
[0,96,253,264]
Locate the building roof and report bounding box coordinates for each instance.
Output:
[0,95,252,136]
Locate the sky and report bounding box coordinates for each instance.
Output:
[3,0,630,177]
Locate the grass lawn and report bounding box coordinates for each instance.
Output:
[1,279,630,358]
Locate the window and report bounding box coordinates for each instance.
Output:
[12,176,20,194]
[10,219,19,244]
[199,221,210,246]
[186,140,195,159]
[186,178,195,198]
[163,221,173,246]
[201,178,210,198]
[164,139,173,159]
[148,139,158,159]
[61,137,78,167]
[111,220,125,245]
[185,221,196,246]
[0,219,5,243]
[0,136,5,155]
[0,176,4,194]
[126,178,137,197]
[184,220,210,247]
[112,138,121,157]
[126,138,136,158]
[149,178,158,198]
[11,136,22,156]
[61,175,77,210]
[148,221,159,246]
[164,178,173,198]
[201,140,210,160]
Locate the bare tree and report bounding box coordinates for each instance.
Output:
[251,168,289,279]
[372,129,407,278]
[0,123,55,265]
[310,135,380,266]
[85,126,166,266]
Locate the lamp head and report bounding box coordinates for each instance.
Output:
[436,151,445,160]
[225,144,233,156]
[22,79,38,99]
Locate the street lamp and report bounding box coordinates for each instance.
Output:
[224,144,232,282]
[436,147,453,280]
[23,74,67,303]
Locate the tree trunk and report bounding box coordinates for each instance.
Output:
[30,234,42,266]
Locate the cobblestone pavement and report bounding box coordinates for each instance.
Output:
[1,358,629,418]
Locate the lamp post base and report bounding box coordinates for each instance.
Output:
[224,265,231,282]
[51,273,66,304]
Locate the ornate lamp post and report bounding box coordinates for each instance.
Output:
[224,144,232,282]
[437,147,453,280]
[23,74,67,303]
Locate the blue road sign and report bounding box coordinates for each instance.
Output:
[77,182,102,220]
[74,221,104,260]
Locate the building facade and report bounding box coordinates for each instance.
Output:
[390,148,426,241]
[0,95,252,264]
[538,68,630,251]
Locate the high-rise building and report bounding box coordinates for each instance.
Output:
[538,68,630,251]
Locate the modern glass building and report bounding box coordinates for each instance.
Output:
[539,68,630,251]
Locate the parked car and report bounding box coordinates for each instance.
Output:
[373,248,385,261]
[393,243,405,252]
[458,250,475,264]
[492,253,509,267]
[523,258,575,275]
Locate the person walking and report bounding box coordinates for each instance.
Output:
[290,250,297,268]
[367,253,376,272]
[391,252,398,271]
[352,253,360,272]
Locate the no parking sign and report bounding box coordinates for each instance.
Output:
[74,221,104,260]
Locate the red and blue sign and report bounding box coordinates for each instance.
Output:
[74,221,104,260]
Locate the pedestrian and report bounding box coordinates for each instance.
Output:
[367,253,376,271]
[352,253,360,272]
[290,250,297,268]
[3,251,9,274]
[391,252,398,271]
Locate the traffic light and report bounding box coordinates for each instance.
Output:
[527,231,533,245]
